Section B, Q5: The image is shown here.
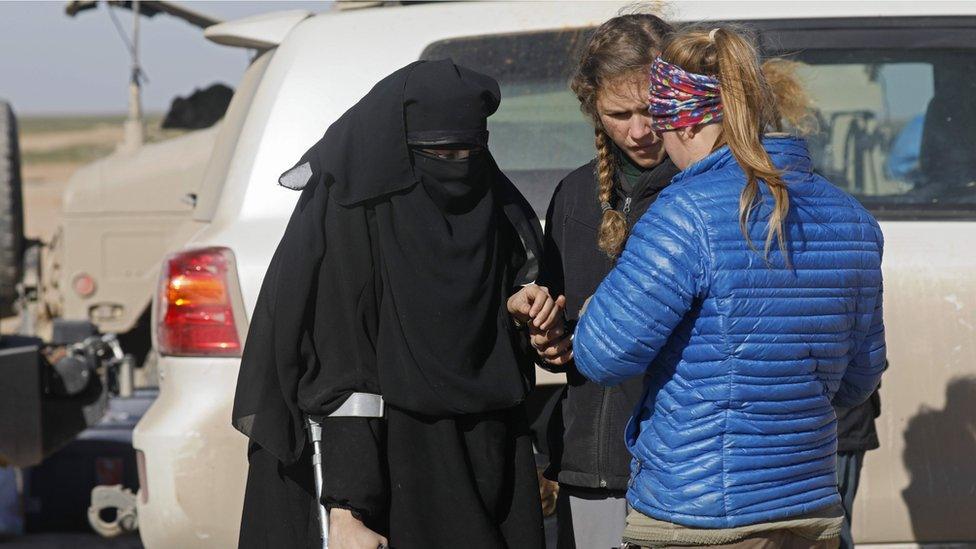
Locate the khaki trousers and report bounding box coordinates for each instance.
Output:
[641,530,840,549]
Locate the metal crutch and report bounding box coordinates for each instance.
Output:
[307,415,330,548]
[308,392,386,549]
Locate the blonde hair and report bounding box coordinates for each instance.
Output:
[761,58,818,135]
[661,25,812,263]
[571,14,672,259]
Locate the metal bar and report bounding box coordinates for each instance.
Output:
[305,394,384,548]
[307,416,329,549]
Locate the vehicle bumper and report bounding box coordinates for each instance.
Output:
[132,355,247,549]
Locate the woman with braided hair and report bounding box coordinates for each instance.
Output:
[526,13,677,548]
[572,24,886,548]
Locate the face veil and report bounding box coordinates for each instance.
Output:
[404,60,496,213]
[411,149,491,212]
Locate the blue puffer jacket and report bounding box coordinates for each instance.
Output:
[574,136,886,529]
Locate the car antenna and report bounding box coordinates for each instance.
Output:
[63,0,223,153]
[114,0,143,153]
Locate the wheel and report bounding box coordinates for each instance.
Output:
[0,100,24,317]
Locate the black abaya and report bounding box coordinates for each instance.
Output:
[233,60,545,548]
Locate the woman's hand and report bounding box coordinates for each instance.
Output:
[329,508,388,549]
[530,321,573,369]
[507,284,565,330]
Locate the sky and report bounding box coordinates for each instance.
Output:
[0,1,328,115]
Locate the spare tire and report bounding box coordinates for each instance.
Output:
[0,100,24,317]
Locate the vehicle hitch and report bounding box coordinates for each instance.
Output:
[88,484,138,538]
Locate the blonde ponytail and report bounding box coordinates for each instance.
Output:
[712,28,789,263]
[761,58,817,134]
[662,26,796,264]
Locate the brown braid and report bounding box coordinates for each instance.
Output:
[595,129,627,257]
[570,13,672,259]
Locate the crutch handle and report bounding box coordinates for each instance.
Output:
[307,393,385,549]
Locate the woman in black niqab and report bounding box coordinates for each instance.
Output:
[232,59,546,548]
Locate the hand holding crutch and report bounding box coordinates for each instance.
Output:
[307,393,387,549]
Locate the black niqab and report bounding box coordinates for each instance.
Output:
[404,57,494,148]
[413,150,492,211]
[232,59,543,467]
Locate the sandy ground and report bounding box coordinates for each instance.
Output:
[20,126,122,155]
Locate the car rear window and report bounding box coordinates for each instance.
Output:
[424,18,976,221]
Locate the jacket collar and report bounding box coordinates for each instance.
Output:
[671,135,813,185]
[612,157,679,203]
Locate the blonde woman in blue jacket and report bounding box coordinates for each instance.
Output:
[572,26,886,549]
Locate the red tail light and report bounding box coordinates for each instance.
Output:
[155,247,246,357]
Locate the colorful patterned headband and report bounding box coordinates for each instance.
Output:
[648,57,723,131]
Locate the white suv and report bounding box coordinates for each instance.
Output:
[135,2,976,547]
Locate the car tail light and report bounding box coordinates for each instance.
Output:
[155,247,246,357]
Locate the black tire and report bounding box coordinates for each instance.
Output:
[0,100,25,317]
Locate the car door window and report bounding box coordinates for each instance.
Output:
[758,20,976,219]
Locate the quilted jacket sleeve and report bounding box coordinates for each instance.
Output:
[833,283,887,407]
[574,191,705,386]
